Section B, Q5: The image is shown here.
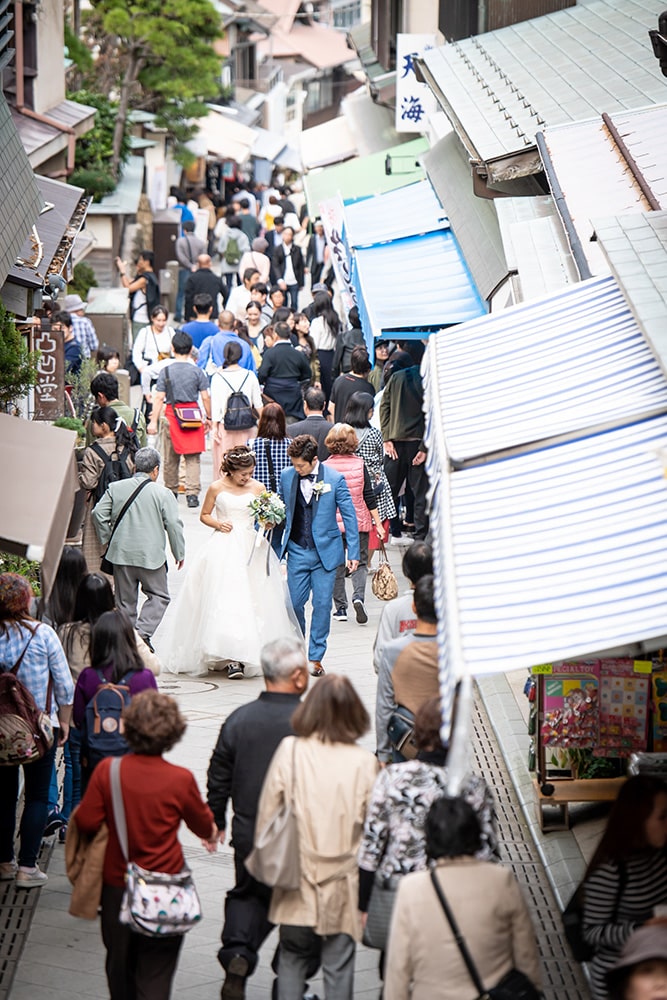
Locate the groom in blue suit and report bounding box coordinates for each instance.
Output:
[280,434,360,676]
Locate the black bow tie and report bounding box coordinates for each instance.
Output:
[300,473,316,481]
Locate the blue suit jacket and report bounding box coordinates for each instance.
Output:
[279,462,360,570]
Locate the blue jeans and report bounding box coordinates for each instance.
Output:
[286,542,336,662]
[63,728,82,818]
[0,737,58,867]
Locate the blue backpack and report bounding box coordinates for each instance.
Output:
[82,669,136,772]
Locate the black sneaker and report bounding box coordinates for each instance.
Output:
[332,608,347,622]
[186,495,200,508]
[353,599,368,625]
[43,811,65,837]
[227,662,245,680]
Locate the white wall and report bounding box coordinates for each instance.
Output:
[33,0,66,114]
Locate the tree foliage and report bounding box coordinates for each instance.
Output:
[83,0,222,177]
[68,88,131,199]
[0,303,39,411]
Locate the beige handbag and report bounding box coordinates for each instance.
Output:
[371,541,399,601]
[245,739,301,890]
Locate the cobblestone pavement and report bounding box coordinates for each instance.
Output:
[2,449,592,999]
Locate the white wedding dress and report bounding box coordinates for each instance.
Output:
[155,490,299,676]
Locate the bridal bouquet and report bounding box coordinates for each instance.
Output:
[249,492,286,549]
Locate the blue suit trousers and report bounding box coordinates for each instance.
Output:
[286,542,335,662]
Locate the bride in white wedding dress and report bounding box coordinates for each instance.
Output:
[154,445,300,678]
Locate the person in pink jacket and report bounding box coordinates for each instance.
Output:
[325,423,386,626]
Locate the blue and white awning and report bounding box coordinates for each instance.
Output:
[344,180,448,247]
[423,275,667,717]
[352,229,486,340]
[431,276,667,464]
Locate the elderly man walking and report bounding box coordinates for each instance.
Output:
[91,447,185,645]
[207,636,309,1000]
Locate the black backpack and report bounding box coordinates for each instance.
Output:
[81,668,136,774]
[339,327,365,373]
[144,271,161,314]
[91,442,134,503]
[220,373,258,430]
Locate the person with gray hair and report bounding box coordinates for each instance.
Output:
[207,636,309,999]
[91,447,185,646]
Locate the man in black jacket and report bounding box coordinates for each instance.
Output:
[207,636,309,999]
[258,322,311,421]
[269,226,305,309]
[183,253,225,321]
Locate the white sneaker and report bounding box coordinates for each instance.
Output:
[16,865,48,888]
[389,535,408,546]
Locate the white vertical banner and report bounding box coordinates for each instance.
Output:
[395,34,438,133]
[318,194,356,317]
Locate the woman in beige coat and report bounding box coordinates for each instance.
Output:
[384,796,542,1000]
[254,674,378,1000]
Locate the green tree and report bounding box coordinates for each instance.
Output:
[84,0,222,178]
[0,303,39,411]
[68,88,131,199]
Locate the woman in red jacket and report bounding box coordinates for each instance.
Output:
[75,689,217,999]
[325,423,386,626]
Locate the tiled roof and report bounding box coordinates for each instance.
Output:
[421,0,667,177]
[594,212,667,378]
[0,92,42,289]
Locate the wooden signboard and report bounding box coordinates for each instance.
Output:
[32,322,65,420]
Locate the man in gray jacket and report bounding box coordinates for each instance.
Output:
[92,447,185,643]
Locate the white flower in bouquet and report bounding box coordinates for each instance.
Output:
[249,491,286,547]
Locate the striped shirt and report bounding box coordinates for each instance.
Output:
[250,437,291,492]
[583,850,667,1000]
[0,621,74,726]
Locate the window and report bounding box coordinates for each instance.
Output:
[333,0,362,28]
[306,75,334,113]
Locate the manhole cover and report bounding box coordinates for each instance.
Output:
[157,679,218,695]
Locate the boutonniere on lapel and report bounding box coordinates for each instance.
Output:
[312,480,332,501]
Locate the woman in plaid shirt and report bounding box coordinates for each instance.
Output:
[0,574,74,888]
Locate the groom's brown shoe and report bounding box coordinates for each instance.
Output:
[309,661,325,677]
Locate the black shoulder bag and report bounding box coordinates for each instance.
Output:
[100,479,152,574]
[430,869,541,1000]
[264,440,277,494]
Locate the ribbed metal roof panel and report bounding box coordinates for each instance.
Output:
[428,276,667,463]
[343,181,448,248]
[352,230,487,337]
[429,414,667,674]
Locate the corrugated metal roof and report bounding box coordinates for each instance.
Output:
[541,104,667,276]
[428,275,667,464]
[594,212,667,380]
[343,180,448,247]
[352,230,486,338]
[423,131,508,301]
[426,413,667,675]
[303,137,428,216]
[420,0,667,175]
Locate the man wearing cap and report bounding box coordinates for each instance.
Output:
[63,294,98,359]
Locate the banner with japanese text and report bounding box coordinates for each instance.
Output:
[395,34,438,133]
[318,194,356,318]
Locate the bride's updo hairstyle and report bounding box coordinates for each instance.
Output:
[221,445,256,476]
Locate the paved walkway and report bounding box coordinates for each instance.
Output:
[3,448,596,999]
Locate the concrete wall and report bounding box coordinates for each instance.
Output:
[33,0,65,114]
